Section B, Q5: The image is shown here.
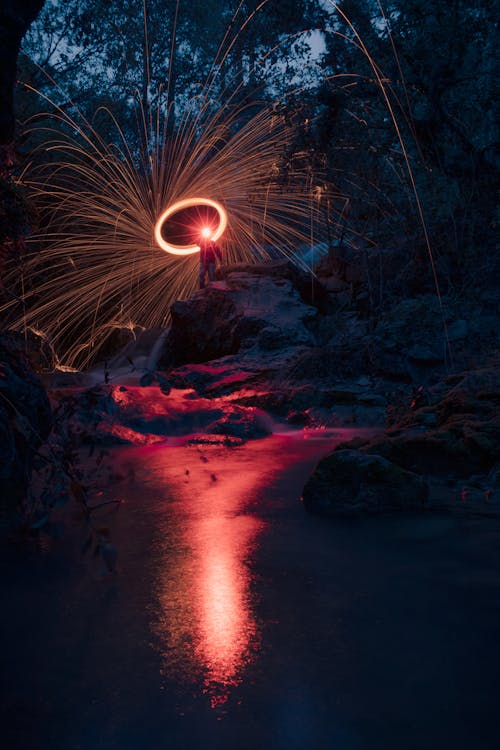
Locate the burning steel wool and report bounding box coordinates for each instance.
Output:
[154,198,228,256]
[1,95,326,369]
[0,0,448,370]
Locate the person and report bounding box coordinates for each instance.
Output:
[198,232,222,288]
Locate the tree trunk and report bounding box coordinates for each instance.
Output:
[0,1,45,285]
[0,0,45,166]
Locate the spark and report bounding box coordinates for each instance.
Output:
[154,197,227,256]
[1,1,444,370]
[1,90,323,370]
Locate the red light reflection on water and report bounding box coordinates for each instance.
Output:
[153,445,267,708]
[149,432,367,708]
[193,514,262,706]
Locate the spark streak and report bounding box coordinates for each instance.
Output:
[2,93,322,369]
[154,198,227,255]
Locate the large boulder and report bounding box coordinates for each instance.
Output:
[159,269,317,368]
[0,334,52,509]
[218,259,332,312]
[163,287,241,365]
[302,449,428,515]
[313,362,500,512]
[358,363,500,477]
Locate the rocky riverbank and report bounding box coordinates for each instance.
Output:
[155,259,500,517]
[4,257,498,521]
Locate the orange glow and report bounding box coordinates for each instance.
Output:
[200,226,212,239]
[154,197,227,255]
[193,514,261,704]
[152,444,267,707]
[145,432,364,708]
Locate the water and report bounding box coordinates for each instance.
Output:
[2,431,500,750]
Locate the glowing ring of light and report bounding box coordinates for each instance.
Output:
[154,197,227,256]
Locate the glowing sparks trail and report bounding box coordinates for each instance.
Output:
[1,1,444,370]
[0,94,321,369]
[154,197,228,255]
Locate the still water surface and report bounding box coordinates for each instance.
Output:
[2,431,500,749]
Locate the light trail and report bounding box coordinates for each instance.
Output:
[154,197,227,256]
[1,1,446,369]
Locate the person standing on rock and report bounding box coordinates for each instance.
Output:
[198,229,222,289]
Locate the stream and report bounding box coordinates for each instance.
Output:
[2,429,500,749]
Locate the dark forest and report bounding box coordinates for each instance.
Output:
[1,2,499,749]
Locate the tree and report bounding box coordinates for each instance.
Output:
[304,0,499,296]
[385,0,500,270]
[0,0,45,167]
[1,0,45,289]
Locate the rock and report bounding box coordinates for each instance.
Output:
[164,288,241,365]
[159,270,317,368]
[322,277,350,293]
[414,411,439,428]
[302,449,428,515]
[286,409,313,426]
[50,383,275,445]
[206,406,273,440]
[314,253,363,286]
[357,418,500,479]
[407,345,444,364]
[355,376,371,387]
[218,259,332,312]
[356,393,387,407]
[166,361,261,395]
[369,295,450,377]
[354,363,500,478]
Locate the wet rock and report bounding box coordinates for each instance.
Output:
[166,361,261,395]
[286,409,313,427]
[50,383,275,445]
[302,449,428,515]
[206,405,273,440]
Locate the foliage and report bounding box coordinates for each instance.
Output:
[309,0,499,287]
[10,0,500,319]
[1,358,120,569]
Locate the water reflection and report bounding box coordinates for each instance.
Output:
[193,514,262,705]
[152,445,267,707]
